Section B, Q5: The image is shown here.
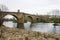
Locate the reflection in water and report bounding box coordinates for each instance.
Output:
[3,21,17,28]
[2,21,60,34]
[24,22,31,30]
[56,26,60,34]
[3,14,18,28]
[31,23,54,33]
[24,23,60,34]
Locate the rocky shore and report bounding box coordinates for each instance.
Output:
[0,25,60,40]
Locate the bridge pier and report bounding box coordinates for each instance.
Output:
[17,23,24,29]
[0,19,3,26]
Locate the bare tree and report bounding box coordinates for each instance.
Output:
[0,4,8,12]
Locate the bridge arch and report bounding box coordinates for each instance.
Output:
[25,16,33,23]
[36,18,39,22]
[2,14,19,28]
[2,14,18,20]
[36,18,39,20]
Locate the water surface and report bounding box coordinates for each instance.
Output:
[3,21,60,34]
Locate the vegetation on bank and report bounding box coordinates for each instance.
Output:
[4,19,60,23]
[3,18,18,23]
[40,18,60,23]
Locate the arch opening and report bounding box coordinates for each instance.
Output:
[36,18,39,20]
[36,18,39,22]
[24,16,33,30]
[25,16,33,22]
[2,14,18,28]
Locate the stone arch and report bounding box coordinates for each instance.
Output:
[2,14,18,28]
[36,18,39,22]
[0,12,24,29]
[28,16,33,20]
[3,14,18,20]
[25,16,33,23]
[36,18,39,20]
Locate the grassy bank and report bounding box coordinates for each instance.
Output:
[0,25,60,40]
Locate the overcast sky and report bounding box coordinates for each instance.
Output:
[0,0,60,15]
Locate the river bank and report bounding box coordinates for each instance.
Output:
[0,25,60,40]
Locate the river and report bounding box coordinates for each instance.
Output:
[3,21,60,34]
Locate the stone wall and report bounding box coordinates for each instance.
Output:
[0,26,60,40]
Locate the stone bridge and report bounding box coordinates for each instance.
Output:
[0,11,41,29]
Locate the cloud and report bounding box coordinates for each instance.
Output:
[49,0,60,4]
[1,0,60,15]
